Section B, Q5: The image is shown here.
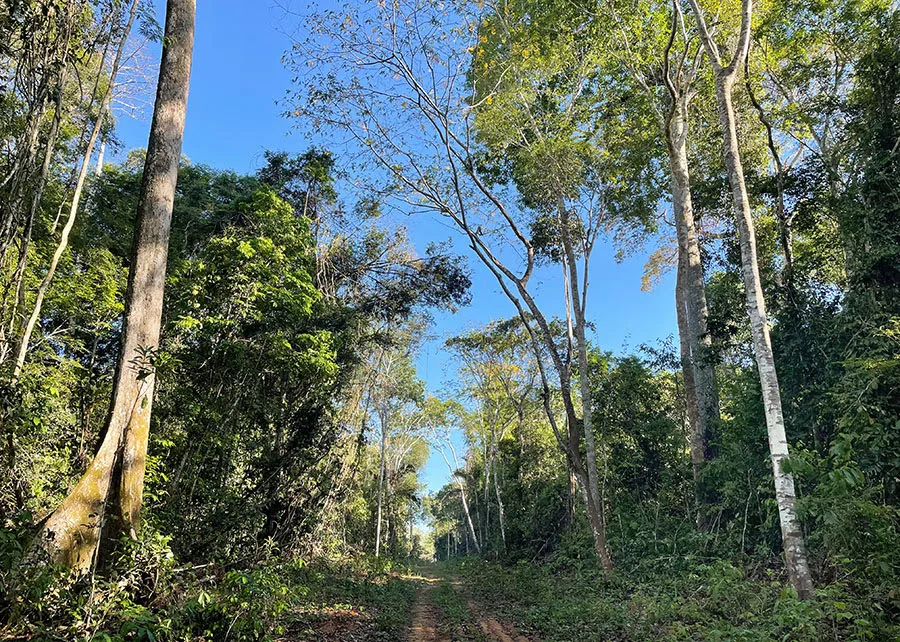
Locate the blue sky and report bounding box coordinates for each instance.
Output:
[115,1,679,494]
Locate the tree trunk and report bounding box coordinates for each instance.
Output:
[713,75,814,599]
[13,0,140,379]
[667,104,720,498]
[482,437,491,550]
[96,140,107,175]
[676,252,701,457]
[408,507,414,556]
[456,475,480,554]
[38,0,195,572]
[375,418,387,557]
[686,0,814,599]
[559,198,614,570]
[492,455,507,552]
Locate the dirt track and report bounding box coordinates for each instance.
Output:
[406,567,535,642]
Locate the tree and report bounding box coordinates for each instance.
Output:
[644,0,722,496]
[425,397,482,555]
[12,0,143,379]
[687,0,815,598]
[490,0,722,520]
[368,341,424,557]
[39,0,195,571]
[289,0,664,569]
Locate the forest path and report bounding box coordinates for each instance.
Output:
[407,570,444,641]
[406,565,535,642]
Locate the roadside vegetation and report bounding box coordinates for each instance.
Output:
[1,0,898,640]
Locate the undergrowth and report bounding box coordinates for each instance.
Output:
[453,552,900,642]
[0,521,417,642]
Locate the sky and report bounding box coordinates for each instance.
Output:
[115,0,679,495]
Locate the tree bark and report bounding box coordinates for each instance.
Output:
[675,251,702,480]
[666,104,720,497]
[38,0,195,571]
[375,413,387,557]
[687,0,814,599]
[482,434,491,550]
[492,454,507,552]
[13,0,139,379]
[456,474,480,554]
[558,198,614,570]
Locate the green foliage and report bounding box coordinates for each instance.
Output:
[3,0,900,640]
[456,557,900,641]
[1,541,422,642]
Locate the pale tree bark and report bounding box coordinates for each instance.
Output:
[455,473,480,555]
[460,344,521,555]
[620,2,720,507]
[687,0,814,599]
[375,409,387,557]
[558,197,613,568]
[13,0,140,379]
[96,141,107,176]
[38,0,195,572]
[408,505,414,556]
[491,454,507,552]
[436,440,480,554]
[676,252,702,476]
[667,106,720,493]
[371,347,398,557]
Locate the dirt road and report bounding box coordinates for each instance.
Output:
[406,566,534,642]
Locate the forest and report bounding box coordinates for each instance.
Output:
[0,0,898,640]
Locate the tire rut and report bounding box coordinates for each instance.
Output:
[405,566,536,642]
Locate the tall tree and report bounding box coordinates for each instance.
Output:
[13,0,142,379]
[657,1,721,497]
[687,0,815,598]
[425,397,482,555]
[39,0,195,571]
[290,0,667,568]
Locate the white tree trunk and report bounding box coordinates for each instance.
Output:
[375,420,387,557]
[557,198,614,569]
[713,77,814,598]
[667,104,720,495]
[457,478,480,554]
[686,0,814,598]
[492,454,507,551]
